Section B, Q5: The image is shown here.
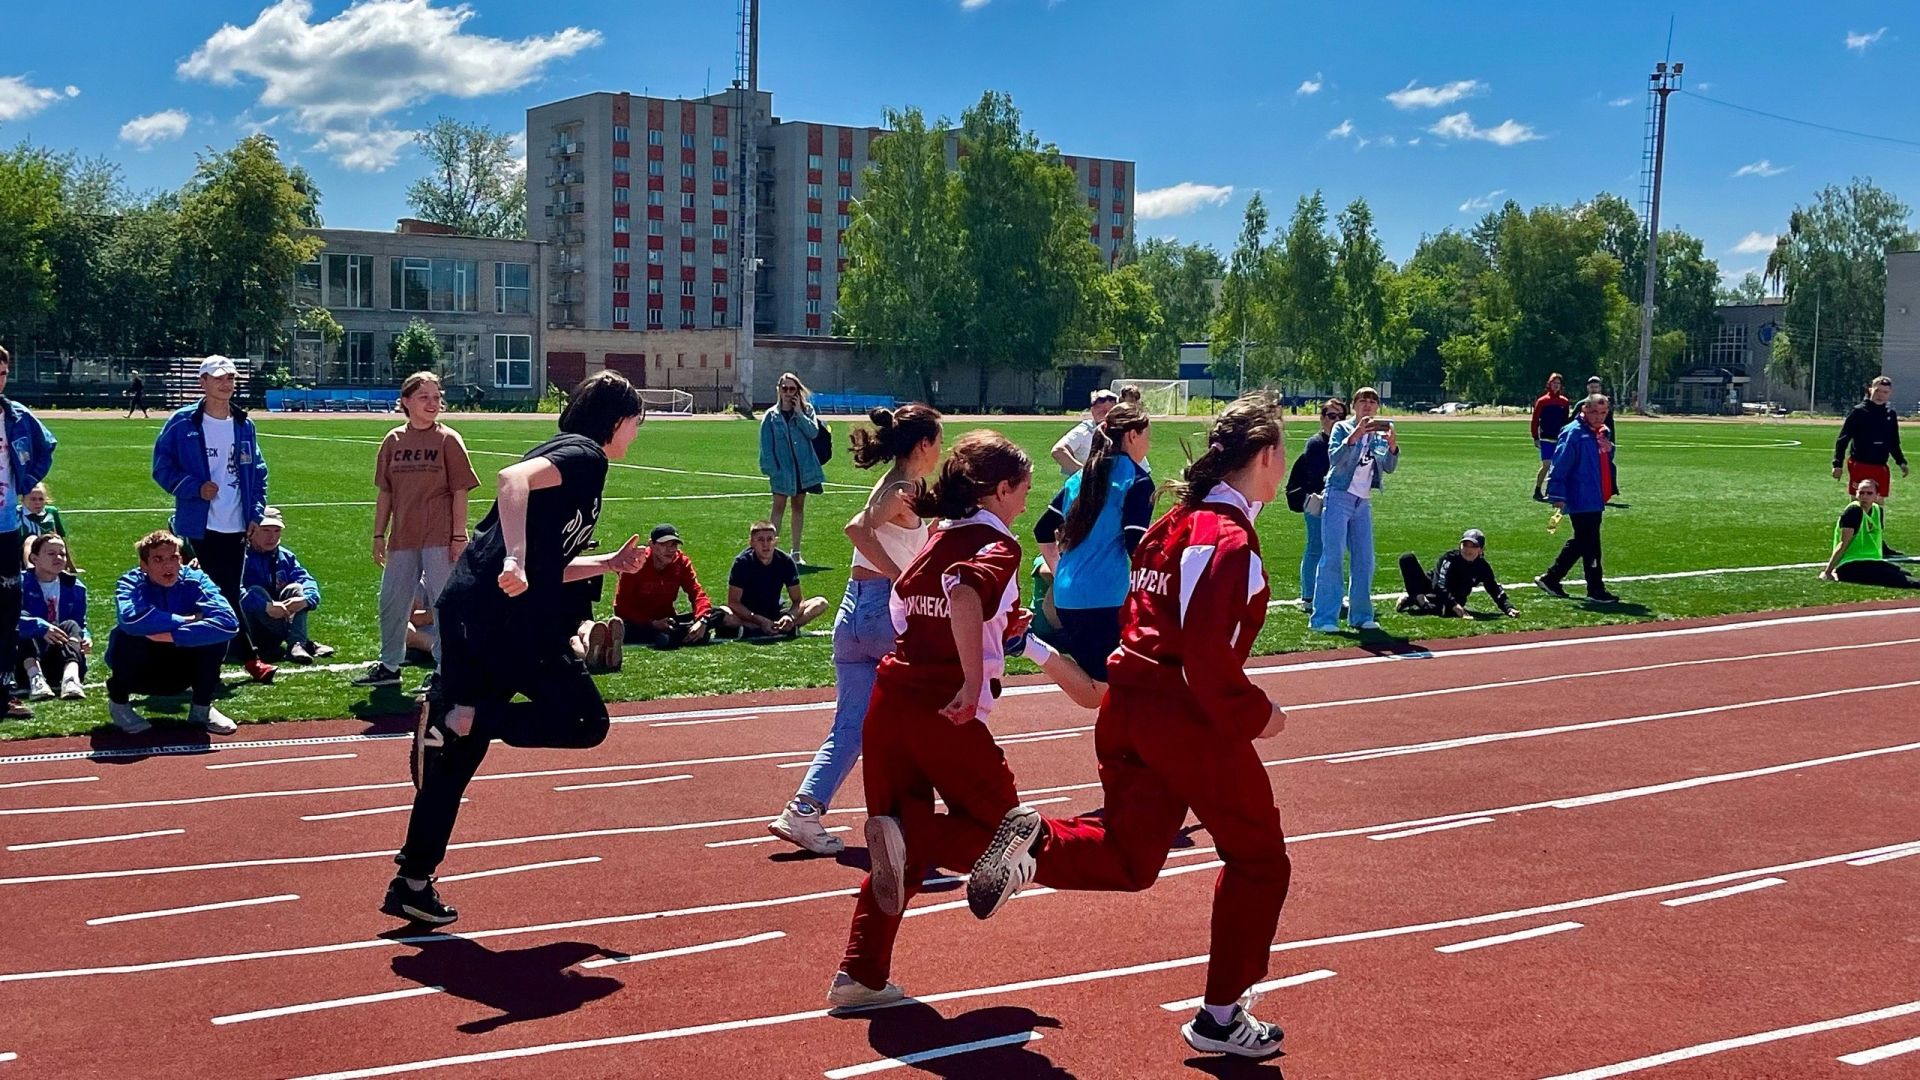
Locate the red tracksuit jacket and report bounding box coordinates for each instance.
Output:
[1108,482,1272,740]
[887,509,1022,719]
[612,548,713,625]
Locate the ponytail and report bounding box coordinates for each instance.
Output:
[912,430,1032,521]
[1171,391,1285,508]
[848,402,943,469]
[1057,402,1150,552]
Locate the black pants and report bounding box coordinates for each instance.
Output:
[0,539,17,695]
[1543,511,1606,590]
[127,391,146,417]
[17,620,87,685]
[1836,560,1920,588]
[105,630,224,706]
[1397,552,1442,614]
[651,609,727,649]
[193,530,257,662]
[1051,605,1122,681]
[396,642,611,880]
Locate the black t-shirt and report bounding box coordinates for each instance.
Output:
[1840,504,1865,532]
[729,548,799,619]
[439,433,608,645]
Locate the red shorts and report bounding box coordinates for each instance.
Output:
[1849,461,1892,497]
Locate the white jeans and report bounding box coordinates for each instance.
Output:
[380,546,454,670]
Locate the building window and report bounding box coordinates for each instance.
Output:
[294,259,322,306]
[807,153,822,170]
[712,165,727,182]
[805,324,821,337]
[679,221,693,238]
[646,249,663,265]
[838,156,852,172]
[807,183,821,199]
[322,253,373,309]
[712,135,728,151]
[711,309,725,327]
[613,187,629,204]
[613,247,630,264]
[712,195,727,210]
[713,252,727,268]
[1111,211,1122,225]
[680,192,695,208]
[615,218,631,235]
[647,278,662,295]
[713,224,729,240]
[647,308,664,328]
[807,241,821,257]
[806,299,821,314]
[494,262,530,314]
[643,219,659,236]
[341,330,378,384]
[712,281,726,297]
[681,280,695,296]
[613,155,629,173]
[492,334,532,388]
[646,129,663,146]
[806,270,821,286]
[680,310,695,328]
[807,212,821,228]
[613,306,629,324]
[436,333,480,386]
[613,124,630,143]
[388,257,476,312]
[839,185,852,201]
[680,162,695,179]
[681,132,694,149]
[837,214,850,230]
[647,189,663,206]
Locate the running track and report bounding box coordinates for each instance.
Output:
[2,603,1918,1079]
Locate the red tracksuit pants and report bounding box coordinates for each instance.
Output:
[1033,683,1292,1006]
[840,659,1023,989]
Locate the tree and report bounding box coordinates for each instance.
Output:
[1718,270,1769,305]
[405,117,527,239]
[1209,193,1272,387]
[0,143,65,349]
[1129,237,1223,377]
[1092,262,1162,372]
[1400,229,1488,393]
[1273,191,1341,389]
[389,318,442,374]
[1332,197,1416,391]
[176,134,324,355]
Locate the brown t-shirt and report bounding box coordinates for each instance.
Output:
[375,423,481,550]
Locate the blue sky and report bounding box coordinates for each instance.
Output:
[3,0,1917,283]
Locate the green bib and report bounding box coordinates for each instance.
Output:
[1836,501,1885,567]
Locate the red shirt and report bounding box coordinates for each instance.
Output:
[887,510,1022,718]
[1531,392,1572,442]
[613,548,713,624]
[1110,483,1272,740]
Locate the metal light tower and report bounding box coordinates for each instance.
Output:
[733,0,760,413]
[1635,60,1682,415]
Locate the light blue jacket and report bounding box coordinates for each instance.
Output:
[106,566,238,667]
[759,406,825,496]
[0,399,56,533]
[1324,418,1399,493]
[152,402,269,539]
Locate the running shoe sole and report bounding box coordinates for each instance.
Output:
[967,805,1043,920]
[605,617,625,672]
[865,816,908,917]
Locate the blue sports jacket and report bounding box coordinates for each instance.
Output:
[106,566,238,667]
[17,572,88,641]
[240,545,321,613]
[1547,421,1609,514]
[152,402,269,539]
[0,399,56,533]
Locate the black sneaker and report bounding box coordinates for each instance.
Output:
[410,690,454,792]
[1534,575,1569,599]
[1532,489,1548,503]
[381,876,458,926]
[1588,588,1621,604]
[1181,1004,1284,1059]
[967,805,1043,920]
[354,663,403,687]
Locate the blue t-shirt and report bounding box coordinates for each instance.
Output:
[1037,456,1155,610]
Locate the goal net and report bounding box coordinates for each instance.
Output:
[637,388,696,415]
[1110,378,1189,418]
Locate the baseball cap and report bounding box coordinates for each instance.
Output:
[198,355,239,379]
[650,524,682,545]
[1091,388,1118,405]
[259,506,286,529]
[1460,528,1486,547]
[1586,375,1603,385]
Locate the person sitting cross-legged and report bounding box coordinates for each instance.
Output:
[240,507,333,664]
[1820,479,1920,588]
[1396,528,1521,619]
[105,530,239,736]
[726,521,828,638]
[614,523,732,648]
[16,534,89,701]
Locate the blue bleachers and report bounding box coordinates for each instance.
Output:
[811,393,896,415]
[264,388,403,412]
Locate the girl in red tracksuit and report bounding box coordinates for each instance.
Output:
[966,392,1294,1060]
[828,431,1104,1011]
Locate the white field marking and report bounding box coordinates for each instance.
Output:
[648,716,755,728]
[924,795,1071,813]
[86,893,299,926]
[823,1031,1043,1079]
[212,986,447,1026]
[0,775,98,790]
[303,800,465,822]
[577,930,786,970]
[1368,817,1494,841]
[8,829,183,852]
[997,731,1086,745]
[1165,846,1218,860]
[269,838,1920,1080]
[1840,1034,1920,1067]
[706,827,849,849]
[1158,969,1336,1011]
[903,888,1056,920]
[777,761,814,768]
[1279,558,1882,607]
[1434,921,1583,953]
[1846,844,1920,867]
[552,774,692,793]
[437,858,600,883]
[1540,1000,1920,1080]
[1660,877,1787,907]
[0,1051,14,1062]
[0,732,410,766]
[205,753,357,770]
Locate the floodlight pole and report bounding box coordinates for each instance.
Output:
[1636,61,1681,416]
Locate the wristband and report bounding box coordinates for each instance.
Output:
[1021,633,1054,666]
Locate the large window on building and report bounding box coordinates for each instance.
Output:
[494,262,530,314]
[437,334,481,388]
[613,124,630,143]
[326,254,374,309]
[334,330,377,384]
[493,334,532,388]
[294,260,322,307]
[647,308,664,328]
[389,257,476,312]
[807,153,822,170]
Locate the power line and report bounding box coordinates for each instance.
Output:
[1678,90,1920,154]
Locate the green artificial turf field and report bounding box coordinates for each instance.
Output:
[0,410,1890,740]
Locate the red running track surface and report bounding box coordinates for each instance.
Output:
[1,603,1919,1079]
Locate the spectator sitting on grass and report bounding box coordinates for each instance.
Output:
[240,507,332,664]
[727,521,828,638]
[17,534,89,701]
[105,530,238,736]
[1820,479,1920,588]
[19,483,67,540]
[614,523,731,649]
[1396,529,1521,619]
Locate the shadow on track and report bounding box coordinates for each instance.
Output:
[840,1002,1069,1078]
[386,935,624,1035]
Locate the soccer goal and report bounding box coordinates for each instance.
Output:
[637,388,696,415]
[1110,378,1189,418]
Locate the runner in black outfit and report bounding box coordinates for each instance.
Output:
[383,372,647,926]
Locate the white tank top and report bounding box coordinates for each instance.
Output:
[853,518,930,574]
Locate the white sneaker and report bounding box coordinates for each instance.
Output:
[826,972,904,1011]
[1355,620,1381,631]
[966,804,1043,920]
[864,815,908,917]
[1181,1003,1284,1059]
[768,801,845,855]
[25,672,53,700]
[192,704,238,736]
[58,665,84,700]
[109,702,151,735]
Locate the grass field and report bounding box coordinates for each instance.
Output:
[0,409,1889,740]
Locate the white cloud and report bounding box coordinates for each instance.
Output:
[1846,27,1887,52]
[179,0,600,171]
[1427,111,1541,146]
[961,0,991,9]
[1608,97,1634,107]
[1135,182,1234,220]
[1720,265,1761,284]
[1730,231,1778,255]
[1326,118,1354,140]
[1386,79,1485,110]
[1459,189,1506,213]
[1733,159,1788,178]
[1296,73,1323,96]
[0,76,79,123]
[119,109,191,149]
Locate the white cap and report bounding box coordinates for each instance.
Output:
[198,355,239,378]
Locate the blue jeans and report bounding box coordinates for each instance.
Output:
[242,585,310,650]
[1310,489,1376,629]
[1298,510,1323,603]
[795,577,895,809]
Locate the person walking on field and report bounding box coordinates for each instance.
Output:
[965,393,1294,1060]
[769,404,943,855]
[759,371,825,565]
[1310,387,1397,632]
[1834,376,1908,514]
[1820,479,1920,587]
[1530,373,1572,502]
[1536,394,1620,604]
[126,372,148,418]
[384,373,649,927]
[1285,398,1343,612]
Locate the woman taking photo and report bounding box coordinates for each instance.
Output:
[759,372,826,564]
[1310,386,1398,633]
[1032,402,1154,679]
[770,404,943,855]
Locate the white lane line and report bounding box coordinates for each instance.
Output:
[1279,557,1902,608]
[1847,845,1920,867]
[1165,846,1218,860]
[1660,877,1787,907]
[999,731,1087,745]
[1540,1000,1920,1079]
[578,930,786,970]
[1158,969,1336,1011]
[438,858,600,883]
[649,716,757,728]
[1840,1034,1920,1067]
[552,774,692,793]
[904,888,1056,920]
[303,800,465,822]
[1434,921,1583,954]
[206,753,358,770]
[212,986,446,1026]
[823,1031,1043,1078]
[87,894,300,926]
[1368,818,1494,841]
[706,827,848,849]
[777,761,814,769]
[0,1051,14,1063]
[8,829,184,852]
[0,775,98,790]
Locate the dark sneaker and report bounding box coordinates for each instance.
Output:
[354,664,403,688]
[4,698,32,720]
[410,690,455,792]
[1532,490,1548,503]
[1588,589,1621,604]
[1534,575,1569,599]
[1181,1005,1284,1059]
[967,805,1043,920]
[381,876,458,926]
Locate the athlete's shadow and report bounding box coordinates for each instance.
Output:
[386,935,625,1035]
[1183,1051,1287,1076]
[842,1002,1070,1078]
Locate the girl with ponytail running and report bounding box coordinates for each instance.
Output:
[1033,402,1155,679]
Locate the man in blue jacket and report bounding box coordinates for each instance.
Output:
[0,345,58,720]
[106,530,240,736]
[151,356,274,683]
[240,506,332,664]
[1536,394,1620,604]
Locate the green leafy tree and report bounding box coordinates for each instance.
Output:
[1129,237,1223,377]
[1400,229,1488,393]
[1209,193,1273,386]
[0,143,65,349]
[1092,262,1162,370]
[388,318,442,374]
[405,117,527,239]
[1273,191,1341,390]
[1718,270,1769,305]
[1331,197,1416,392]
[177,134,324,355]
